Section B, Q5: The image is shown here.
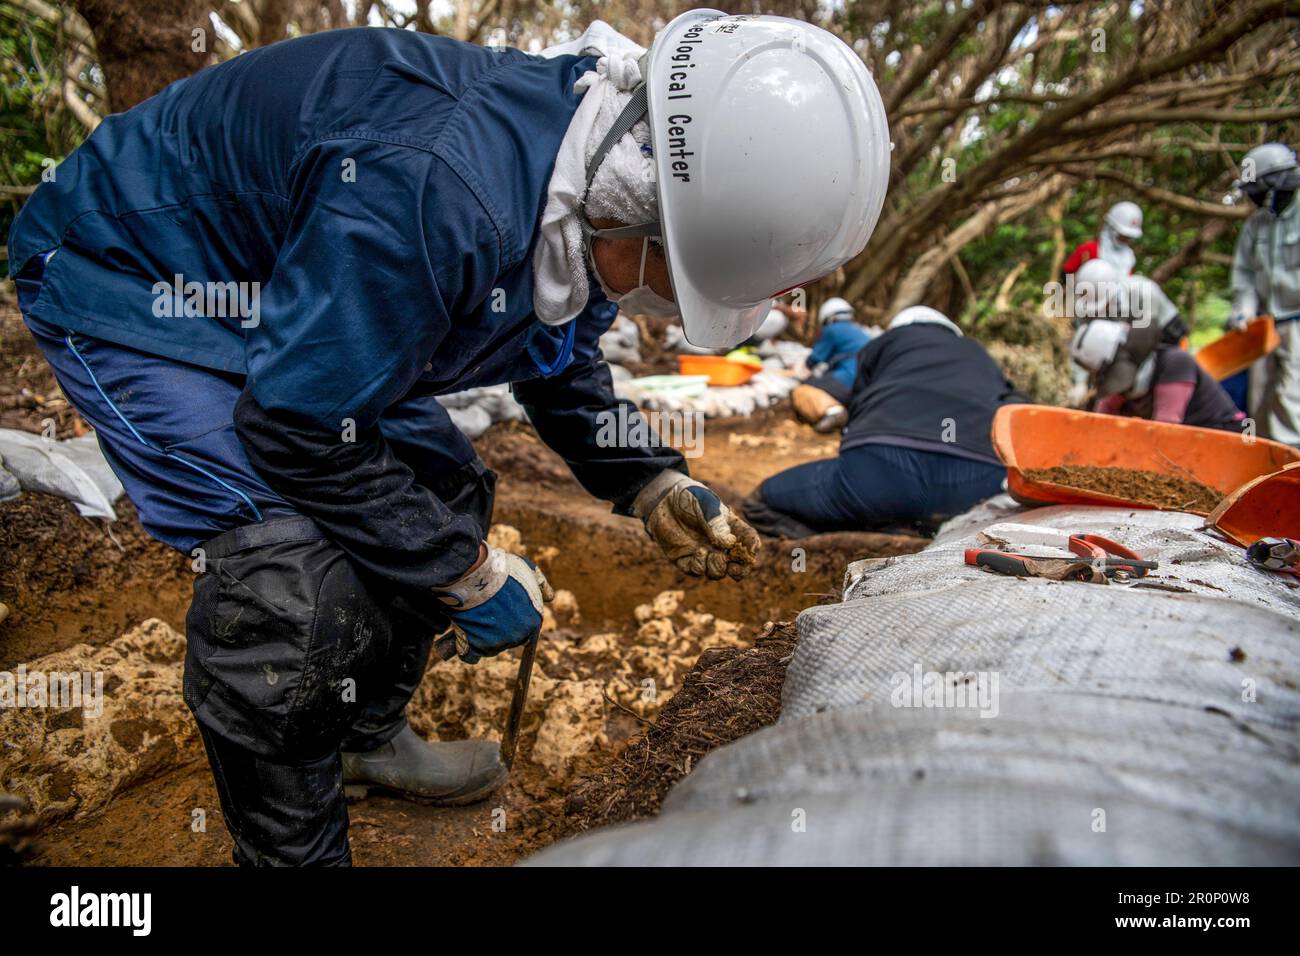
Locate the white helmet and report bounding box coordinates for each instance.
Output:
[1238,142,1298,185]
[1072,318,1161,396]
[1074,258,1120,319]
[818,297,855,324]
[1104,201,1143,240]
[584,10,891,348]
[1071,319,1127,372]
[753,307,788,340]
[889,305,962,335]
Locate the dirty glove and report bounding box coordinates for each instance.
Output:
[633,470,761,581]
[433,545,554,664]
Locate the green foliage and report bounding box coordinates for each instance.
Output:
[0,2,82,249]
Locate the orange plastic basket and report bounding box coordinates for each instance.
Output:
[1208,462,1300,548]
[991,405,1300,515]
[676,354,760,386]
[1194,317,1280,381]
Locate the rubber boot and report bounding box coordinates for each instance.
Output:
[814,405,848,433]
[341,724,508,805]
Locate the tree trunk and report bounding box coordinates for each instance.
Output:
[74,0,214,112]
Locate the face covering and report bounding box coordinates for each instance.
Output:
[590,233,680,319]
[1098,225,1136,274]
[1245,170,1300,214]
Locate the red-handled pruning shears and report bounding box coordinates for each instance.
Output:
[965,529,1158,581]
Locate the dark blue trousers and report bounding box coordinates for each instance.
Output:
[744,442,1006,537]
[17,262,493,866]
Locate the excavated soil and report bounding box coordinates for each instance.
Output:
[0,495,191,670]
[1024,464,1224,514]
[0,336,926,866]
[561,621,797,833]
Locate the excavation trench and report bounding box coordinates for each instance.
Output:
[1,418,924,865]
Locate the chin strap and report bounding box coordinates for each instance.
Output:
[579,83,662,249]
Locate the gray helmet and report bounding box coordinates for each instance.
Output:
[1236,143,1298,189]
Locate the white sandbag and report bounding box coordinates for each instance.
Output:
[756,339,811,370]
[664,324,718,356]
[599,315,642,366]
[0,429,123,520]
[442,404,493,440]
[527,499,1300,866]
[0,453,21,501]
[437,384,527,429]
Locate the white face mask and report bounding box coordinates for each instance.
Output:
[592,235,680,319]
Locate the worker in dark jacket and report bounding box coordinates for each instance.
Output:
[743,307,1023,537]
[1072,319,1246,431]
[9,15,891,865]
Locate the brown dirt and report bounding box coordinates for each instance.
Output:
[561,621,796,833]
[1025,464,1224,514]
[0,309,87,438]
[0,494,191,670]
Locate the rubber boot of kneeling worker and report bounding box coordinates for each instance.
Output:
[791,297,874,433]
[7,14,891,865]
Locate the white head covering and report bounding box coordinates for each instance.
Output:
[1098,224,1136,275]
[889,305,964,336]
[533,24,658,325]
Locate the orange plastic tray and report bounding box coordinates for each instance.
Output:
[1194,317,1280,381]
[991,405,1300,515]
[1208,462,1300,547]
[676,354,760,386]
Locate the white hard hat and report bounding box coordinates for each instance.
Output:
[818,297,855,324]
[1073,318,1162,396]
[1238,143,1298,185]
[1104,201,1143,240]
[641,10,890,348]
[753,307,788,340]
[889,305,961,335]
[1074,258,1120,319]
[1071,319,1128,373]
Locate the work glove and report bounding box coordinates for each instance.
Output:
[633,470,761,581]
[433,546,554,664]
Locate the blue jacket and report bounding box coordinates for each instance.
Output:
[810,321,872,388]
[10,29,685,587]
[13,28,604,426]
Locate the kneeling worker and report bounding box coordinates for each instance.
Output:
[1072,319,1246,431]
[743,307,1024,537]
[790,296,874,431]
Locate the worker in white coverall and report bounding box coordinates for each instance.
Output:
[1230,142,1300,446]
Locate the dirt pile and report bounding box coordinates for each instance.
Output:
[408,525,752,785]
[969,306,1071,405]
[1025,465,1223,513]
[560,620,797,834]
[0,493,191,669]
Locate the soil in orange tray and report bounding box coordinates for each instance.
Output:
[1025,465,1223,513]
